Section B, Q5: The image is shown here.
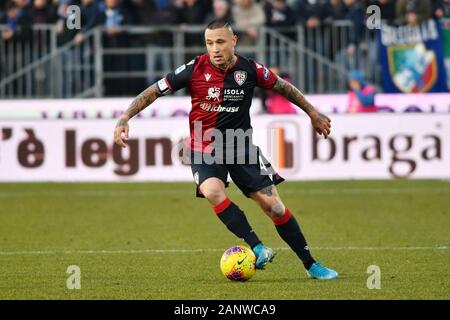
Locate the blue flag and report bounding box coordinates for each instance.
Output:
[378,19,448,93]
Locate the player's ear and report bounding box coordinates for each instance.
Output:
[232,34,237,47]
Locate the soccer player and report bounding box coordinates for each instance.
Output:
[113,20,338,280]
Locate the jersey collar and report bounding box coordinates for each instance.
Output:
[207,53,239,74]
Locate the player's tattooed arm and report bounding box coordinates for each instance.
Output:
[120,84,162,121]
[272,76,332,139]
[114,84,162,148]
[272,76,315,115]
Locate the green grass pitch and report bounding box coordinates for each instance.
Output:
[0,180,449,299]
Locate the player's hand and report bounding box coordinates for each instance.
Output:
[310,111,331,139]
[114,117,129,148]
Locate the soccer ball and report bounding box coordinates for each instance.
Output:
[220,245,256,281]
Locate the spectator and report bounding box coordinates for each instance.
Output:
[0,0,32,41]
[396,0,433,25]
[365,0,397,25]
[347,70,377,113]
[434,0,450,18]
[74,0,101,44]
[99,0,133,95]
[175,0,207,24]
[0,1,5,22]
[205,0,233,24]
[363,0,397,84]
[55,0,78,45]
[129,0,155,25]
[324,0,347,21]
[98,0,133,39]
[0,0,32,96]
[129,0,178,66]
[232,0,265,45]
[264,0,296,27]
[294,0,329,29]
[30,0,57,24]
[130,0,177,25]
[13,0,32,13]
[335,0,365,71]
[321,0,346,63]
[343,0,364,45]
[175,0,208,60]
[264,67,297,114]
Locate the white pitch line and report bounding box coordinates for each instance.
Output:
[0,246,448,256]
[0,187,449,197]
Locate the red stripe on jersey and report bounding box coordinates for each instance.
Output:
[164,77,173,92]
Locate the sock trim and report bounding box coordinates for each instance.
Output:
[273,207,293,226]
[213,198,232,214]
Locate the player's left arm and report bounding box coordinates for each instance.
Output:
[272,76,331,139]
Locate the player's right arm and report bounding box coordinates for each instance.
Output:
[114,84,162,148]
[114,58,197,148]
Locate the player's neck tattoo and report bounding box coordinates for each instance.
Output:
[212,55,235,71]
[226,55,235,69]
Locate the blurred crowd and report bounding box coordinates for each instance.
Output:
[1,0,449,99]
[1,0,450,42]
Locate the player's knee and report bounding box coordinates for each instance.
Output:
[201,185,226,205]
[269,201,286,219]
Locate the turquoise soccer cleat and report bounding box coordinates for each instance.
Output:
[307,262,338,280]
[252,243,275,270]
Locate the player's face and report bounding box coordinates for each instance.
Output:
[205,27,237,68]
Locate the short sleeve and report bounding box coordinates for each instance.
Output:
[253,61,277,89]
[156,58,197,95]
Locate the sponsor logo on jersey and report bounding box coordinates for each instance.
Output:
[206,87,221,101]
[205,73,212,82]
[223,89,245,101]
[263,67,270,80]
[199,103,239,112]
[175,64,186,75]
[223,89,244,95]
[234,71,247,86]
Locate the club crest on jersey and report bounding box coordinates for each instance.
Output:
[206,87,221,101]
[234,71,247,86]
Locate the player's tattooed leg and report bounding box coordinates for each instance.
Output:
[259,185,273,197]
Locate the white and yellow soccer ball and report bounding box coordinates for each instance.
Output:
[220,245,256,281]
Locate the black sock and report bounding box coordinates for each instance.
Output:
[274,208,316,270]
[213,198,261,248]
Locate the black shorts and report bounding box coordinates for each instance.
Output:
[190,148,285,198]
